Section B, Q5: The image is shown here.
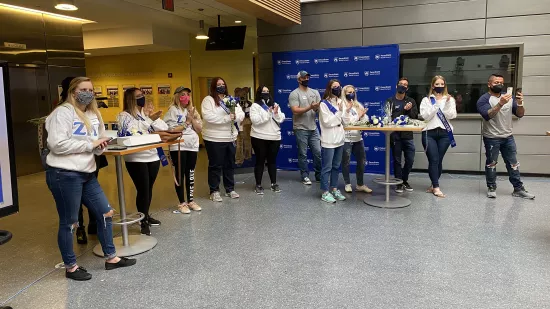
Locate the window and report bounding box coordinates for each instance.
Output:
[399,48,519,114]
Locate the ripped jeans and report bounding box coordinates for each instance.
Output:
[46,168,116,268]
[483,136,523,189]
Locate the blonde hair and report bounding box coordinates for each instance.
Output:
[123,87,140,119]
[428,75,449,97]
[341,85,364,111]
[171,89,201,121]
[64,77,103,133]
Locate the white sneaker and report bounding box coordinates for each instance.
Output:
[210,192,222,202]
[344,184,352,193]
[302,177,312,185]
[225,191,240,199]
[356,185,373,193]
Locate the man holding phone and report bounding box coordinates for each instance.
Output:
[289,71,322,185]
[477,74,534,199]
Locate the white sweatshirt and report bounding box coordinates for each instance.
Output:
[342,104,367,143]
[250,101,285,141]
[201,95,245,142]
[420,95,457,131]
[117,108,169,162]
[163,105,201,152]
[319,98,345,148]
[45,104,105,173]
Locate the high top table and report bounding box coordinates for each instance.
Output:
[93,141,180,257]
[345,125,424,209]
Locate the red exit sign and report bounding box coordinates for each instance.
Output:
[162,0,174,11]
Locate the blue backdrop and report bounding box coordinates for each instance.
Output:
[272,44,400,175]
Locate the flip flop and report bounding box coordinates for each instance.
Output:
[433,189,446,198]
[426,186,434,193]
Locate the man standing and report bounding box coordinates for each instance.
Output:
[289,71,322,185]
[387,77,418,193]
[477,74,534,199]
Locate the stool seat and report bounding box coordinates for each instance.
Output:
[0,230,13,246]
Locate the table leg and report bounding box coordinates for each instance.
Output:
[94,156,157,257]
[364,131,411,209]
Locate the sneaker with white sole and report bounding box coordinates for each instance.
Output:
[271,184,281,193]
[302,177,312,185]
[210,191,223,202]
[487,187,496,199]
[255,185,264,195]
[344,184,352,193]
[356,185,373,193]
[332,189,346,201]
[395,185,404,193]
[225,191,240,199]
[321,191,336,203]
[403,182,413,192]
[512,186,535,199]
[178,203,191,214]
[188,201,202,211]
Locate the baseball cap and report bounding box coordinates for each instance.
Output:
[174,86,191,94]
[296,71,310,79]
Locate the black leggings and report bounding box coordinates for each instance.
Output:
[251,137,280,185]
[125,161,160,218]
[204,140,236,194]
[170,151,198,204]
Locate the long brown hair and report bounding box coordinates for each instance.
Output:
[428,75,449,97]
[123,87,140,118]
[209,77,228,106]
[172,89,201,121]
[63,77,103,132]
[322,79,340,100]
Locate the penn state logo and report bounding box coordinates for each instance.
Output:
[288,158,292,163]
[333,57,338,63]
[323,73,328,78]
[343,72,348,78]
[277,60,282,65]
[295,60,300,65]
[375,86,380,91]
[280,144,284,149]
[364,71,369,76]
[354,56,358,61]
[286,75,291,80]
[278,89,282,94]
[375,54,381,60]
[374,146,380,152]
[314,59,319,64]
[287,131,292,136]
[363,132,369,137]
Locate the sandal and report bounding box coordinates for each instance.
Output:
[433,188,446,198]
[426,186,434,193]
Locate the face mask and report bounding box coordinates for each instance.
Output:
[299,79,309,87]
[397,85,408,94]
[216,85,226,94]
[261,93,270,102]
[345,93,355,101]
[136,96,146,107]
[75,91,94,106]
[331,87,342,97]
[490,84,504,93]
[179,95,190,106]
[433,86,445,94]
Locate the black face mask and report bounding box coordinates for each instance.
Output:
[345,93,355,101]
[299,79,309,87]
[397,85,408,94]
[331,87,342,97]
[433,86,445,94]
[136,97,146,107]
[261,93,270,102]
[490,84,504,93]
[216,85,226,94]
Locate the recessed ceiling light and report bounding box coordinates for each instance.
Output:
[84,52,91,55]
[55,0,78,11]
[235,20,242,24]
[0,3,92,23]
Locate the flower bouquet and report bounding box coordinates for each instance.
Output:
[222,95,239,134]
[392,115,426,127]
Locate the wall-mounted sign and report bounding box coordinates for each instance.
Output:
[3,42,27,49]
[162,0,174,12]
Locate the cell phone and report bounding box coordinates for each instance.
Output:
[107,146,127,150]
[507,87,513,95]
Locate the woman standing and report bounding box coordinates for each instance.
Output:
[319,79,346,203]
[117,88,168,235]
[164,86,202,214]
[250,85,285,194]
[420,75,457,198]
[201,77,245,202]
[46,77,136,281]
[341,85,372,194]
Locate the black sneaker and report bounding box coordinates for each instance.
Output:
[88,223,97,235]
[487,187,497,198]
[403,182,413,192]
[76,226,87,245]
[140,222,151,236]
[512,186,535,199]
[147,216,161,226]
[105,257,137,270]
[66,266,92,281]
[271,184,281,193]
[395,184,404,193]
[255,185,264,195]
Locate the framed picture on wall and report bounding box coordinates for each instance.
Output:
[106,86,119,107]
[157,84,171,108]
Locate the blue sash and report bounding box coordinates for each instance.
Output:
[137,113,169,165]
[219,100,240,131]
[322,100,338,114]
[430,97,457,148]
[258,101,280,128]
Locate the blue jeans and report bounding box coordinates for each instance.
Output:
[321,146,344,192]
[342,141,365,186]
[294,129,322,180]
[46,168,116,268]
[391,134,415,182]
[483,136,523,189]
[422,128,451,188]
